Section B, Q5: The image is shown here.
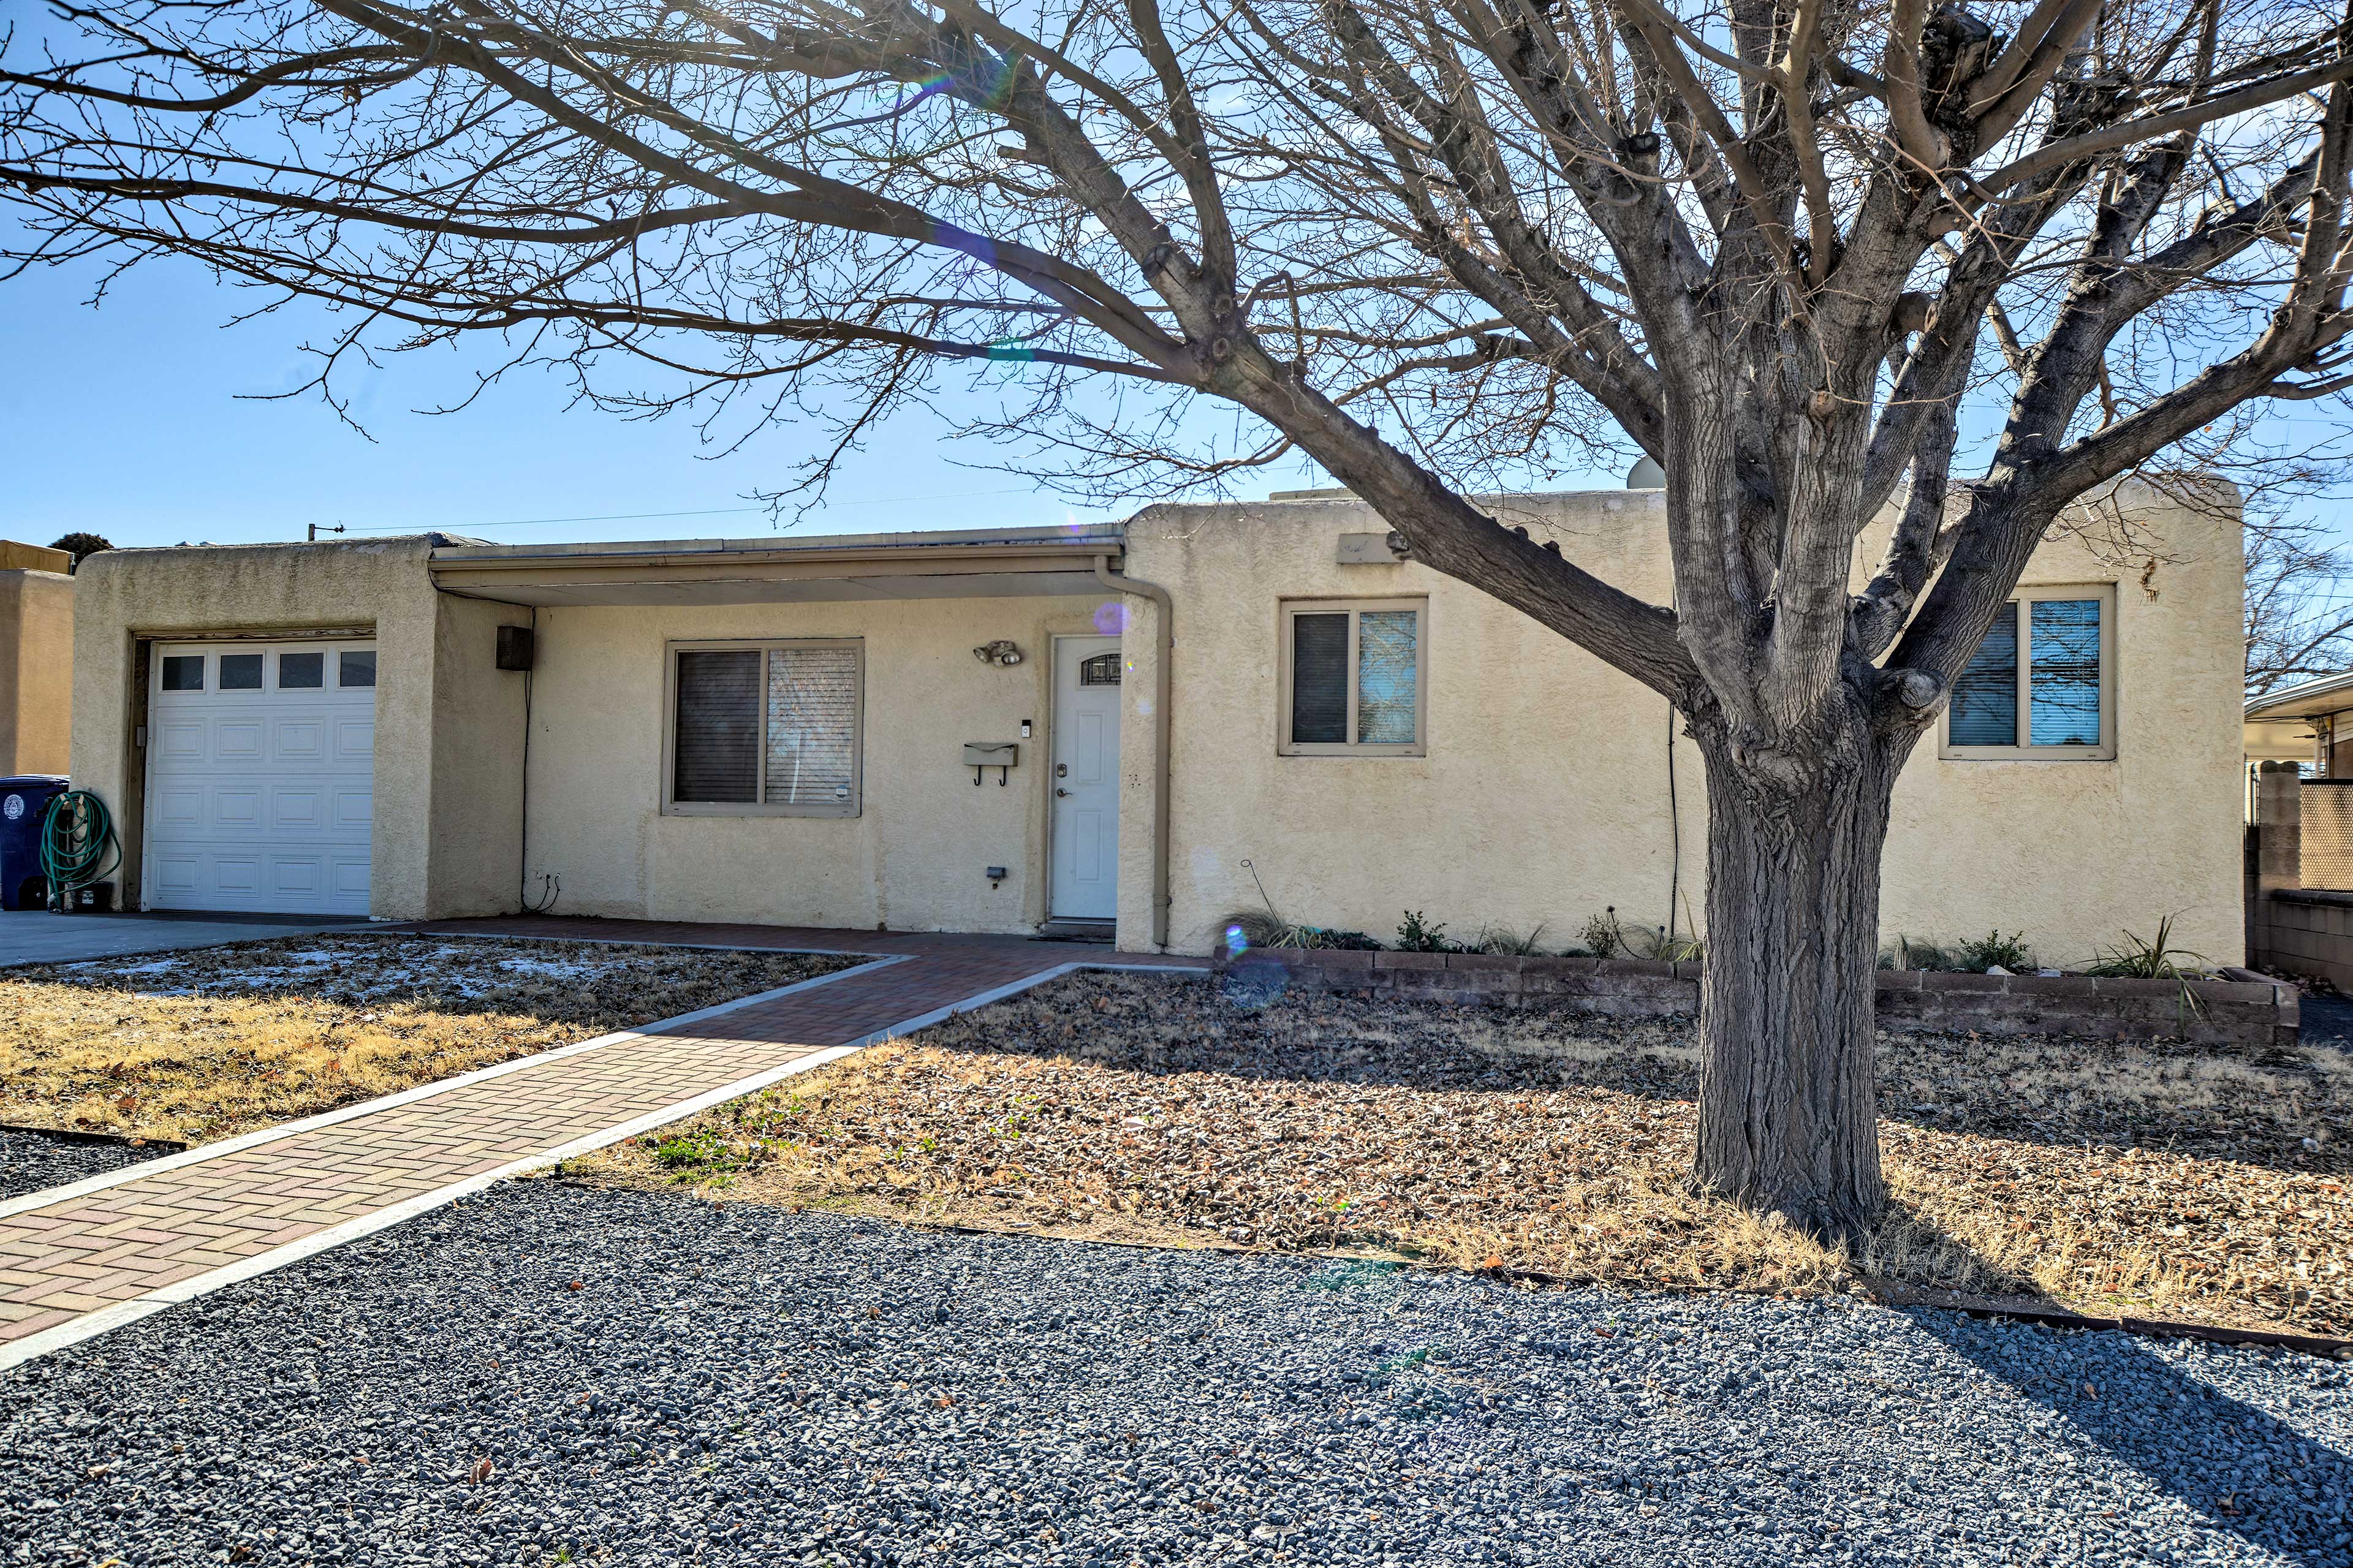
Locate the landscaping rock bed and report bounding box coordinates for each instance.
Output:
[2,1184,2346,1566]
[581,971,2353,1336]
[0,1127,169,1201]
[1227,947,2302,1048]
[0,935,855,1145]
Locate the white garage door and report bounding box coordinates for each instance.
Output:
[143,639,377,915]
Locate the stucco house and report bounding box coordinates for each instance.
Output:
[64,481,2245,963]
[1,539,74,776]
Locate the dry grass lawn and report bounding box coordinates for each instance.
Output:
[570,971,2353,1338]
[0,935,854,1145]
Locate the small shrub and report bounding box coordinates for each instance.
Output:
[1952,930,2034,973]
[1473,922,1548,956]
[2085,915,2208,980]
[1624,924,1702,963]
[1579,907,1626,960]
[1395,910,1455,952]
[1881,935,1957,972]
[1219,910,1385,952]
[1221,909,1288,952]
[653,1131,732,1170]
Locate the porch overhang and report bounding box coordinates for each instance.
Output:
[427,525,1126,606]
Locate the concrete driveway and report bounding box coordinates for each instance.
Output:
[0,909,370,969]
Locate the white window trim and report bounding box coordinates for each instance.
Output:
[1939,584,2116,762]
[661,638,865,817]
[1276,598,1429,757]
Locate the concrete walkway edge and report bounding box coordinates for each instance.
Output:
[0,955,913,1225]
[1,955,1207,1371]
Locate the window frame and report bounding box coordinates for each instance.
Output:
[1939,583,2117,762]
[661,637,865,817]
[1276,597,1429,758]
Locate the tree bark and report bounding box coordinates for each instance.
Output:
[1689,705,1900,1240]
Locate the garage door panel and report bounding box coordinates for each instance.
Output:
[271,786,322,831]
[331,786,373,831]
[216,720,264,760]
[213,788,262,830]
[273,719,325,762]
[154,787,203,830]
[155,721,206,763]
[145,639,376,916]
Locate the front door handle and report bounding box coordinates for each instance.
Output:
[1056,787,1072,797]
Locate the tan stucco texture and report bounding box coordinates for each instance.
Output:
[0,568,74,776]
[67,538,527,919]
[1116,485,2246,966]
[518,595,1110,933]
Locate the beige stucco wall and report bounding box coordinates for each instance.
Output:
[1116,483,2246,966]
[66,537,527,919]
[518,594,1107,933]
[0,569,74,776]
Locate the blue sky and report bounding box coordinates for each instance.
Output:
[8,248,1605,553]
[0,252,1132,550]
[7,241,2340,559]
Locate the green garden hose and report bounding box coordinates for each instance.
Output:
[38,790,120,903]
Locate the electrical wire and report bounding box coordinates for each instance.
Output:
[515,605,561,915]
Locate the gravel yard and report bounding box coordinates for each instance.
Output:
[577,971,2353,1338]
[1,1182,2346,1567]
[0,936,855,1146]
[0,1128,167,1200]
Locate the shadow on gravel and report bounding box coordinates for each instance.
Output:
[1909,1307,2352,1563]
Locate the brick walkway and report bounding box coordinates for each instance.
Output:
[0,919,1199,1368]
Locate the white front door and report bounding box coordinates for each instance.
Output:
[143,639,377,915]
[1050,636,1122,920]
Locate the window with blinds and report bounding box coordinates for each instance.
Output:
[1279,600,1427,755]
[669,640,863,814]
[1941,588,2114,760]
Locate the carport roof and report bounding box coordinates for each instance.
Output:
[427,523,1127,606]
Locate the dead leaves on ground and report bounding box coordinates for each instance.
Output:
[0,936,851,1144]
[577,971,2353,1337]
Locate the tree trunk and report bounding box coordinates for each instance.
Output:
[1689,712,1900,1240]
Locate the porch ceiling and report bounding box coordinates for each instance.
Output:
[427,526,1124,607]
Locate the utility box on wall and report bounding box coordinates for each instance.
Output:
[496,624,536,671]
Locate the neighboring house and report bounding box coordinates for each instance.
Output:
[0,540,74,776]
[64,482,2244,963]
[2246,673,2353,777]
[2243,674,2353,985]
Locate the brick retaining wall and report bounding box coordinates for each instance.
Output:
[1219,949,2299,1048]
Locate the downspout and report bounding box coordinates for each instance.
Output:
[1094,553,1173,950]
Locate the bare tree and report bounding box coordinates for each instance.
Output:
[9,0,2353,1235]
[2247,514,2353,696]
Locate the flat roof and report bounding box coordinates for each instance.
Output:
[2246,670,2353,722]
[430,523,1124,564]
[428,523,1128,607]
